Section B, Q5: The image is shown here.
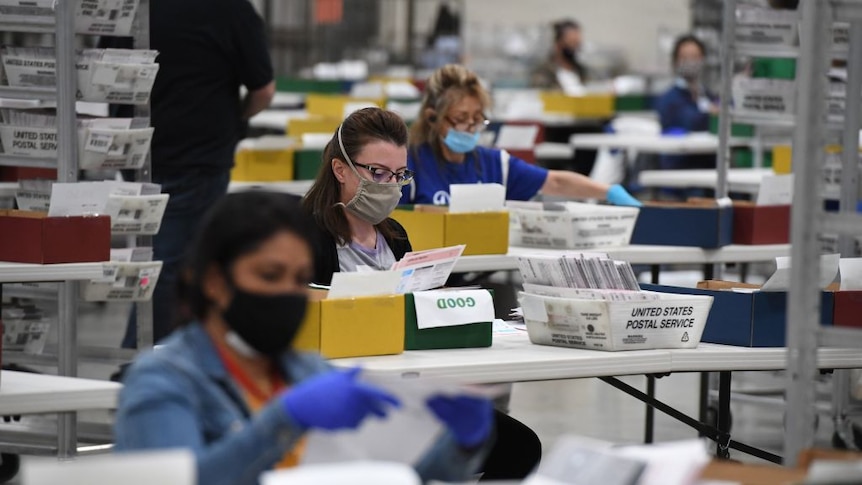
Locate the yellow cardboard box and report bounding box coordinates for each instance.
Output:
[305,94,385,119]
[232,147,295,182]
[392,206,509,256]
[772,144,847,174]
[286,117,342,137]
[293,293,405,359]
[540,92,615,117]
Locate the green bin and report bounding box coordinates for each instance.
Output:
[294,149,325,180]
[404,292,493,350]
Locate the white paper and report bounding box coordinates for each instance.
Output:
[840,258,862,290]
[495,125,539,150]
[756,173,794,206]
[760,253,840,291]
[412,289,495,330]
[103,193,169,235]
[391,245,465,293]
[262,462,419,485]
[22,450,195,485]
[448,183,505,213]
[327,271,401,299]
[616,440,710,485]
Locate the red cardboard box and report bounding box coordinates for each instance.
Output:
[732,202,790,245]
[0,210,110,264]
[833,290,862,329]
[0,167,57,182]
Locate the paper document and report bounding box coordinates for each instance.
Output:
[495,125,539,150]
[448,183,505,213]
[262,462,419,485]
[840,258,862,290]
[328,271,402,299]
[391,245,465,293]
[760,253,840,291]
[756,173,794,206]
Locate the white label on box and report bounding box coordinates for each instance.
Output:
[449,183,505,213]
[521,292,713,351]
[735,8,798,45]
[103,193,169,235]
[85,131,115,154]
[756,174,794,206]
[413,290,494,330]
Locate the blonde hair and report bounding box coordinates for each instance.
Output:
[410,64,491,149]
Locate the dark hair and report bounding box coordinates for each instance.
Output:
[302,107,409,245]
[178,191,318,323]
[671,34,707,66]
[553,19,580,42]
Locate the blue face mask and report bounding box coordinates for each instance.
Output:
[443,129,481,154]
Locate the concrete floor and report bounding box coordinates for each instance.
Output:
[2,267,848,482]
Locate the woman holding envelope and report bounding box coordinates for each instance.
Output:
[115,191,494,485]
[303,107,543,481]
[401,64,641,207]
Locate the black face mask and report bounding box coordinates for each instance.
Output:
[562,47,578,66]
[222,286,309,358]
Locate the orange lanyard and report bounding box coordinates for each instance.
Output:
[215,344,285,403]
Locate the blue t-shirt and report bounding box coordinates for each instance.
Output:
[401,144,549,205]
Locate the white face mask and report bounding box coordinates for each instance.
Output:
[335,124,403,225]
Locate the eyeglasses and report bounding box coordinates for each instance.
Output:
[445,115,490,133]
[353,161,415,185]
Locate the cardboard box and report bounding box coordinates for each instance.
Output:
[509,202,639,250]
[631,199,733,248]
[305,94,385,119]
[833,290,862,329]
[294,148,325,180]
[732,201,790,245]
[0,210,110,264]
[392,206,509,256]
[540,92,614,118]
[699,461,805,485]
[404,292,493,350]
[520,291,713,351]
[293,293,405,359]
[641,281,834,347]
[286,118,342,137]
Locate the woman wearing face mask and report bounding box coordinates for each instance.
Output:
[655,34,719,171]
[303,107,544,481]
[401,64,640,207]
[114,191,494,485]
[531,19,588,95]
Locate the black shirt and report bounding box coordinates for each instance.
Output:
[105,0,273,174]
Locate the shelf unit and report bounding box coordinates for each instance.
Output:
[0,0,153,461]
[718,0,862,466]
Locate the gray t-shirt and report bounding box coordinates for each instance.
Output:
[337,230,396,273]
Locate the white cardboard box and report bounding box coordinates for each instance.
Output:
[520,291,713,351]
[510,202,639,250]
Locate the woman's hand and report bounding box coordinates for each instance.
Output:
[281,367,401,430]
[606,184,642,207]
[426,394,493,448]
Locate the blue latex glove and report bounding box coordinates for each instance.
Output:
[426,394,493,448]
[281,367,401,430]
[606,184,642,207]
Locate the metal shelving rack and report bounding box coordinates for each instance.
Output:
[0,0,153,459]
[717,0,862,466]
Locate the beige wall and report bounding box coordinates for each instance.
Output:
[461,0,690,72]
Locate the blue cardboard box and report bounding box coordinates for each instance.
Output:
[641,282,833,347]
[631,201,733,248]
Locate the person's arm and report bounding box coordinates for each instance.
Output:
[231,0,274,120]
[540,169,609,199]
[242,81,276,120]
[115,361,303,485]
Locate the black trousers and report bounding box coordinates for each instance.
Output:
[479,410,542,480]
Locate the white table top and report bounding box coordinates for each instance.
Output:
[570,133,721,154]
[332,333,862,384]
[0,262,105,283]
[533,142,574,159]
[453,244,790,273]
[638,168,774,194]
[0,371,120,415]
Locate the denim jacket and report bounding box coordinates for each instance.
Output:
[114,324,489,485]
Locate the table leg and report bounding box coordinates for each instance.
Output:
[740,263,749,283]
[699,372,710,438]
[651,265,660,285]
[57,412,76,459]
[645,376,656,443]
[703,264,715,281]
[717,371,732,459]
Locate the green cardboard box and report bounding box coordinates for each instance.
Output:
[294,149,325,180]
[404,292,493,350]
